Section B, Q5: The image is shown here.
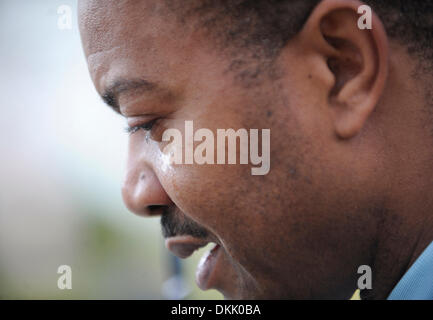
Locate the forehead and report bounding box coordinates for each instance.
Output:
[78,0,199,94]
[78,0,177,53]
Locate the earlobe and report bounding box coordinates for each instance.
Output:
[299,0,389,139]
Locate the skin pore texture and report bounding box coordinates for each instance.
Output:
[78,0,433,299]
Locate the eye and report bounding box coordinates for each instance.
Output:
[125,118,159,135]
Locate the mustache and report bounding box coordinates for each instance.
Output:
[160,206,208,239]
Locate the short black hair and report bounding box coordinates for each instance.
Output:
[166,0,432,70]
[367,0,433,67]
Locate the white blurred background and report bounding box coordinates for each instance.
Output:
[0,0,221,299]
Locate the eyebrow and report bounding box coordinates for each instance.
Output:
[101,78,157,113]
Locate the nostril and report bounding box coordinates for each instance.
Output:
[147,205,167,216]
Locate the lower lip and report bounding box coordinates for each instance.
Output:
[195,243,221,290]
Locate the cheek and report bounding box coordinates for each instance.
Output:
[152,114,252,230]
[156,151,261,237]
[157,156,271,261]
[159,161,246,227]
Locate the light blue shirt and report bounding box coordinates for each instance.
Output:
[388,241,433,300]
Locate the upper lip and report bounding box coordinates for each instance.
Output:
[165,235,216,259]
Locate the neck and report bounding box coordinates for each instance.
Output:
[361,161,433,300]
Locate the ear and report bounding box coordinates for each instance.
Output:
[297,0,388,139]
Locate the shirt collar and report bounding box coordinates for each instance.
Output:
[388,240,433,300]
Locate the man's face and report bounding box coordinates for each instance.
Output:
[79,0,380,299]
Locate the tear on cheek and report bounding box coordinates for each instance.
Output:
[160,143,178,173]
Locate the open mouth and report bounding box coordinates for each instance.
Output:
[196,243,221,290]
[165,235,222,290]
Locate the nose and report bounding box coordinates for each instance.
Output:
[122,165,173,217]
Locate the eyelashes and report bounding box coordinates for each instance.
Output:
[125,118,159,135]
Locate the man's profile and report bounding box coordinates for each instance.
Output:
[78,0,433,299]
